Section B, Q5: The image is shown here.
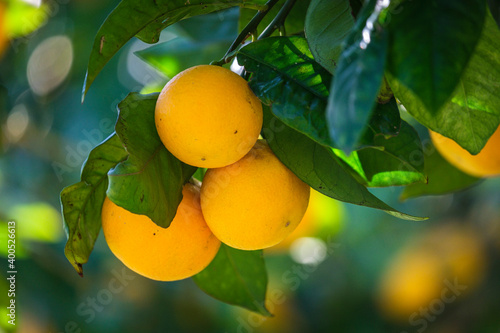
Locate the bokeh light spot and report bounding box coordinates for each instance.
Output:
[6,103,29,142]
[290,237,327,265]
[27,35,73,96]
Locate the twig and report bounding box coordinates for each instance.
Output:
[211,0,280,66]
[258,0,297,40]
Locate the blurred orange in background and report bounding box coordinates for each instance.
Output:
[377,223,487,321]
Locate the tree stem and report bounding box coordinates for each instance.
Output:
[212,0,280,66]
[258,0,297,40]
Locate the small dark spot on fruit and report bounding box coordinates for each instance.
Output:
[285,221,291,227]
[201,157,206,161]
[77,232,82,240]
[153,233,156,236]
[140,194,144,202]
[234,130,238,134]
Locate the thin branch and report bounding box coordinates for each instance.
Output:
[258,0,297,40]
[212,0,280,66]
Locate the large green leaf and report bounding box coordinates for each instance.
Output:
[336,120,426,187]
[83,0,264,98]
[193,244,270,316]
[237,36,334,147]
[388,12,500,154]
[400,143,481,201]
[107,93,196,228]
[327,0,389,152]
[386,0,486,114]
[361,98,401,142]
[136,9,238,78]
[305,0,355,74]
[327,99,426,187]
[262,106,425,221]
[61,134,128,276]
[137,1,265,44]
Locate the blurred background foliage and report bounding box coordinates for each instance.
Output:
[1,0,500,332]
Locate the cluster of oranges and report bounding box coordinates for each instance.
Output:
[101,64,500,283]
[102,65,311,281]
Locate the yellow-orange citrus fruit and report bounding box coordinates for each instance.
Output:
[377,224,486,321]
[200,140,310,250]
[102,183,221,281]
[268,189,344,252]
[0,2,9,57]
[155,65,263,168]
[430,126,500,177]
[378,251,444,321]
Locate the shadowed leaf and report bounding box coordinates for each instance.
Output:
[193,244,270,316]
[83,0,265,98]
[107,93,196,228]
[61,134,128,275]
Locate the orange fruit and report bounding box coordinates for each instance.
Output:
[430,125,500,177]
[268,189,344,252]
[102,183,221,281]
[200,140,310,250]
[155,65,263,168]
[378,250,445,320]
[377,224,486,321]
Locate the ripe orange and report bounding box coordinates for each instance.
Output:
[155,65,263,168]
[101,183,221,281]
[430,125,500,177]
[200,140,310,250]
[268,189,344,252]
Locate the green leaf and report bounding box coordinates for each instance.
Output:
[143,0,266,43]
[107,93,197,228]
[237,36,334,147]
[61,134,128,276]
[361,98,401,142]
[136,7,239,77]
[193,244,270,316]
[388,12,500,154]
[386,0,487,114]
[262,106,425,221]
[83,0,264,98]
[336,120,426,187]
[305,0,355,74]
[327,0,389,152]
[400,143,481,201]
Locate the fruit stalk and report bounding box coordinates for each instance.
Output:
[258,0,297,40]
